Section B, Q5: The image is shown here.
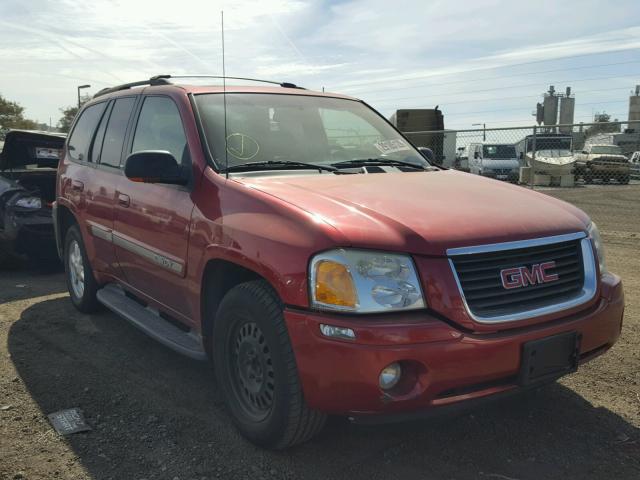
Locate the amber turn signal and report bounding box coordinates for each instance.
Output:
[314,261,358,308]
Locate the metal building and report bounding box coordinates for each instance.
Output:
[543,86,559,127]
[629,85,640,125]
[559,87,575,133]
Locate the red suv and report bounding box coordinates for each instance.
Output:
[54,75,624,449]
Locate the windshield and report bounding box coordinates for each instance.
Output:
[590,145,623,155]
[482,144,516,159]
[194,93,428,169]
[526,136,572,152]
[535,149,573,157]
[0,132,65,171]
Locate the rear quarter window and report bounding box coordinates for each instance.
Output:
[99,97,136,168]
[68,102,107,162]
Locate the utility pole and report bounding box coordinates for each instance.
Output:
[472,123,486,141]
[77,84,91,108]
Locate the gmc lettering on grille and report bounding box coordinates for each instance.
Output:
[500,261,559,290]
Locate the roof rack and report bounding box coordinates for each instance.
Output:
[93,74,303,98]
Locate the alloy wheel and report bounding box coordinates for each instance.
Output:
[68,240,85,299]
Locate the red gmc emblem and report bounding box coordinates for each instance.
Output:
[500,261,559,290]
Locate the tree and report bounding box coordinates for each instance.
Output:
[585,112,621,138]
[57,105,80,133]
[0,94,38,136]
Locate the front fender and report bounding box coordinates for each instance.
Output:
[184,168,345,327]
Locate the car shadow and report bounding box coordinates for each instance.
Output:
[8,297,640,480]
[0,270,67,305]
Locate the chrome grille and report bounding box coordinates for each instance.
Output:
[448,233,597,323]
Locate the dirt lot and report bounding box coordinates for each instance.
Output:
[1,185,639,480]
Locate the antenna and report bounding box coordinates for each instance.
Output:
[221,10,229,179]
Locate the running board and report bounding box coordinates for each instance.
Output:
[96,284,208,361]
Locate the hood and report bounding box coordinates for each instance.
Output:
[530,153,575,166]
[589,154,629,163]
[481,159,519,169]
[239,170,590,256]
[0,130,66,171]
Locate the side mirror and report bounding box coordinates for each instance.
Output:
[474,151,480,159]
[124,151,187,185]
[518,152,524,160]
[418,147,435,163]
[582,150,588,154]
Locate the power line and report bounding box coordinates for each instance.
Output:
[441,100,628,118]
[370,73,640,105]
[445,113,629,128]
[373,86,633,109]
[342,59,640,97]
[331,47,640,91]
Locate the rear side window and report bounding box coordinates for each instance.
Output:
[99,97,136,168]
[89,102,113,163]
[68,102,106,162]
[132,97,188,164]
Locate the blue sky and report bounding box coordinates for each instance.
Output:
[0,0,639,128]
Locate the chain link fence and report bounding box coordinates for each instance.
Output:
[402,121,640,188]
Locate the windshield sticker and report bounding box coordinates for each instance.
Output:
[226,133,260,160]
[373,139,410,155]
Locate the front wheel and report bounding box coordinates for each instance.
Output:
[64,225,100,313]
[213,280,326,449]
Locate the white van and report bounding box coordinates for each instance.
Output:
[468,143,520,182]
[630,151,640,178]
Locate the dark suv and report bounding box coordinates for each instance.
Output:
[54,75,624,449]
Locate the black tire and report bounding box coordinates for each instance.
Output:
[584,174,593,184]
[64,225,100,313]
[213,280,326,449]
[0,250,22,270]
[620,175,630,185]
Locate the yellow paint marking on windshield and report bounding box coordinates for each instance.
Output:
[226,133,260,160]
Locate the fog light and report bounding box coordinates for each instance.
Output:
[379,362,402,390]
[319,324,356,340]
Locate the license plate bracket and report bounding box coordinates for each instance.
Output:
[518,331,582,386]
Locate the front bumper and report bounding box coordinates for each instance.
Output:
[481,170,519,181]
[0,209,57,260]
[285,274,624,419]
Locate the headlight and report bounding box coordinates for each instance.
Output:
[588,222,607,275]
[14,196,42,209]
[310,249,425,313]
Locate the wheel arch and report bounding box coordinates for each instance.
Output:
[200,258,268,356]
[54,202,78,258]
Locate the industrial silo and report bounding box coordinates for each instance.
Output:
[630,85,640,127]
[543,86,559,127]
[559,87,575,133]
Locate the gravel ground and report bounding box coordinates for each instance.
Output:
[1,185,639,480]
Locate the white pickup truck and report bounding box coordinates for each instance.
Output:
[630,151,640,179]
[574,144,630,184]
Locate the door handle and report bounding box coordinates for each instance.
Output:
[71,180,84,192]
[117,192,130,207]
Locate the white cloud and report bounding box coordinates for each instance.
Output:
[0,0,638,127]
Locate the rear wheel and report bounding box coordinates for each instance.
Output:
[213,280,326,449]
[64,225,100,313]
[620,175,630,184]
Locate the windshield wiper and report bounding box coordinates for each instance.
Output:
[222,160,337,173]
[331,158,429,170]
